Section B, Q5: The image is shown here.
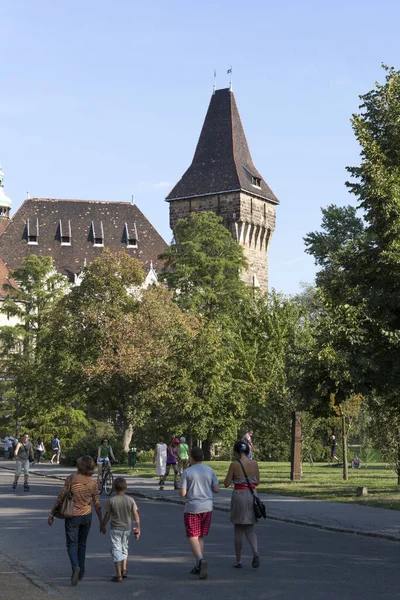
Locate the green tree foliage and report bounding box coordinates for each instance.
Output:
[0,255,78,437]
[51,250,198,451]
[159,212,250,319]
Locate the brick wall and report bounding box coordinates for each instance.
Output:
[169,191,276,290]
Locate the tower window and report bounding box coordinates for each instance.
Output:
[252,176,261,188]
[124,222,138,248]
[26,218,39,245]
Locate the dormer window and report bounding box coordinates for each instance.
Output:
[27,217,39,245]
[252,176,261,188]
[91,221,104,247]
[124,222,138,248]
[59,220,72,245]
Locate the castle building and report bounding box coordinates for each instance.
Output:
[0,165,12,230]
[0,192,167,283]
[166,88,279,289]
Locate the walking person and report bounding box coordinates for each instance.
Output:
[328,434,339,464]
[48,455,102,586]
[100,477,141,582]
[179,437,189,473]
[160,438,180,490]
[4,434,15,460]
[224,440,260,569]
[13,433,34,491]
[179,446,219,580]
[242,430,254,459]
[36,437,45,464]
[51,434,61,464]
[153,437,167,490]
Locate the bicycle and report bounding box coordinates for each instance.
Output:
[302,449,314,467]
[98,459,114,496]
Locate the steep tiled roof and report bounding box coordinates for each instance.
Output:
[0,257,17,297]
[166,88,279,204]
[0,198,167,281]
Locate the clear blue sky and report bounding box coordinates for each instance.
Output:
[1,0,399,293]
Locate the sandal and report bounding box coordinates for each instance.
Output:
[111,576,122,582]
[122,570,128,578]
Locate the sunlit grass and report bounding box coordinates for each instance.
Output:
[114,460,400,510]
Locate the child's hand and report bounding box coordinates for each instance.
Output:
[133,528,140,540]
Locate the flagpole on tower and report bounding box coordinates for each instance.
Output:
[227,66,232,91]
[213,69,217,95]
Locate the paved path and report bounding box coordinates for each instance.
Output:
[0,469,399,600]
[2,460,400,542]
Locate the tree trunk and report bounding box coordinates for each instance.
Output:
[122,423,133,453]
[342,413,348,481]
[202,440,212,461]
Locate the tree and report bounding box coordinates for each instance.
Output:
[51,250,198,451]
[0,255,71,435]
[345,65,400,398]
[159,212,250,319]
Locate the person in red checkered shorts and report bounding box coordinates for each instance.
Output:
[179,446,219,580]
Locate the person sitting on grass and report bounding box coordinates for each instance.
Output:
[100,477,140,582]
[351,455,361,469]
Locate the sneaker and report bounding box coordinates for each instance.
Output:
[71,566,80,586]
[50,460,53,464]
[12,482,17,490]
[24,483,30,492]
[252,553,260,568]
[198,559,208,580]
[190,565,200,575]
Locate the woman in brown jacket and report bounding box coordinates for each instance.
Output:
[48,455,102,586]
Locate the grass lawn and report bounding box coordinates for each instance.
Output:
[114,461,400,510]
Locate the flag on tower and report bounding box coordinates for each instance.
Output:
[227,68,232,74]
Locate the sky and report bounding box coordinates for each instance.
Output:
[1,0,400,294]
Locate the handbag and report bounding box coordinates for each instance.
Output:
[53,475,75,519]
[238,460,267,520]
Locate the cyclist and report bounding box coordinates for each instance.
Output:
[97,439,117,488]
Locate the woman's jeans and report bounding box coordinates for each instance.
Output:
[65,514,92,575]
[36,450,43,463]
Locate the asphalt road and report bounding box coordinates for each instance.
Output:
[1,469,400,600]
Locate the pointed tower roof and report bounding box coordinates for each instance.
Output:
[0,165,12,209]
[166,88,279,204]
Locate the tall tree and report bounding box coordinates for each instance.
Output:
[0,255,71,435]
[159,212,250,319]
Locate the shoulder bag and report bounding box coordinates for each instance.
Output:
[53,475,75,519]
[238,460,267,520]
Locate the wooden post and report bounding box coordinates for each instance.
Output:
[290,411,302,481]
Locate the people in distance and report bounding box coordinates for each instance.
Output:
[97,438,117,488]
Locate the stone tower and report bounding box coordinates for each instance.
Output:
[0,164,12,234]
[166,88,279,289]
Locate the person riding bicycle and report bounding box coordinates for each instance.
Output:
[97,439,117,487]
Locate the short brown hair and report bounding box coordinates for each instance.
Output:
[114,477,127,492]
[76,455,95,476]
[190,447,204,462]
